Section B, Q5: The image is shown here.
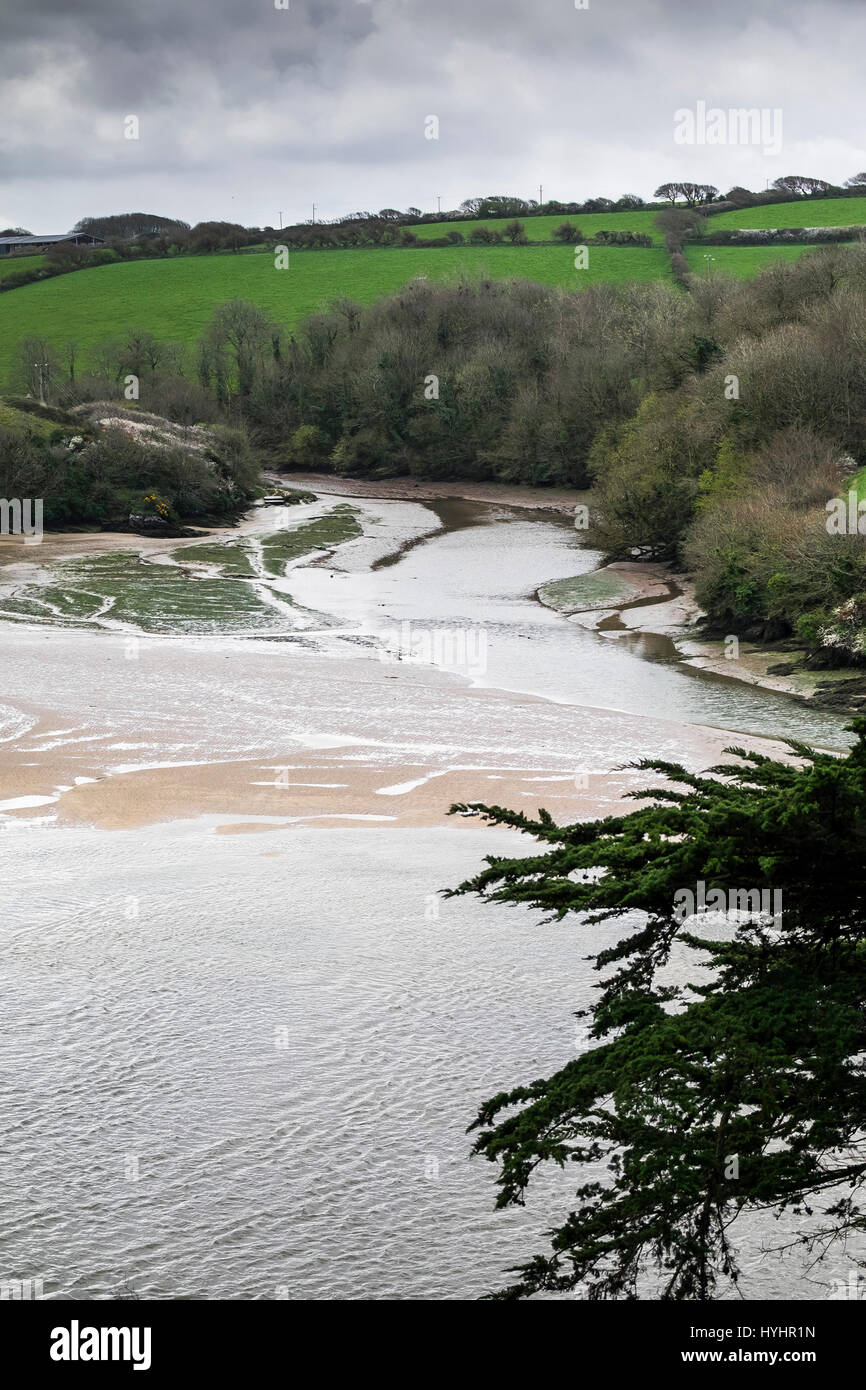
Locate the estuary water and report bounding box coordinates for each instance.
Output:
[0,491,856,1300]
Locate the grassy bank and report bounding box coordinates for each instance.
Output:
[0,254,45,284]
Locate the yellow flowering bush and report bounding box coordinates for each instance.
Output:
[143,493,170,519]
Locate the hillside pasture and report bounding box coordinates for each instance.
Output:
[684,243,820,278]
[0,244,671,382]
[0,253,46,284]
[710,196,866,233]
[409,209,662,243]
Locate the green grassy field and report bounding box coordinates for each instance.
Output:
[0,243,671,382]
[418,196,866,241]
[0,254,45,284]
[684,244,819,277]
[710,196,866,232]
[410,209,662,242]
[0,227,854,387]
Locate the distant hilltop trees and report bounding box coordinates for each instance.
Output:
[655,182,720,205]
[3,169,861,269]
[73,213,191,240]
[50,171,866,258]
[308,172,866,232]
[657,173,866,210]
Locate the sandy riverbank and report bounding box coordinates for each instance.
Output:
[549,559,863,708]
[0,630,794,834]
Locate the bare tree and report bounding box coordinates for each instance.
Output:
[204,300,279,397]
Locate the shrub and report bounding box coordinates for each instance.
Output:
[286,424,328,467]
[468,226,503,245]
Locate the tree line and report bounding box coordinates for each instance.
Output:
[13,239,866,663]
[4,168,865,285]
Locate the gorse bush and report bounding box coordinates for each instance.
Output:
[685,429,856,638]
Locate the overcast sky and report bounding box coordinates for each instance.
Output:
[1,0,865,232]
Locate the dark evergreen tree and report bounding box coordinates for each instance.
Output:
[449,723,866,1299]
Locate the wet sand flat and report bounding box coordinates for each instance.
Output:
[0,487,850,834]
[0,630,785,831]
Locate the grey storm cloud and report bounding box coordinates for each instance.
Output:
[0,0,864,230]
[0,0,373,105]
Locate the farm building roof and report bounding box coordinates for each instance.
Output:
[0,233,103,246]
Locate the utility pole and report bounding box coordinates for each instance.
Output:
[33,362,48,405]
[539,184,543,206]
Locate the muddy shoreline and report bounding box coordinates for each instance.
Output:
[546,558,866,715]
[287,472,866,714]
[280,470,586,515]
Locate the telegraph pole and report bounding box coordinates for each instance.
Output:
[33,362,48,405]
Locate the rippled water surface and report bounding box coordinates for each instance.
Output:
[1,821,844,1301]
[0,493,856,1300]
